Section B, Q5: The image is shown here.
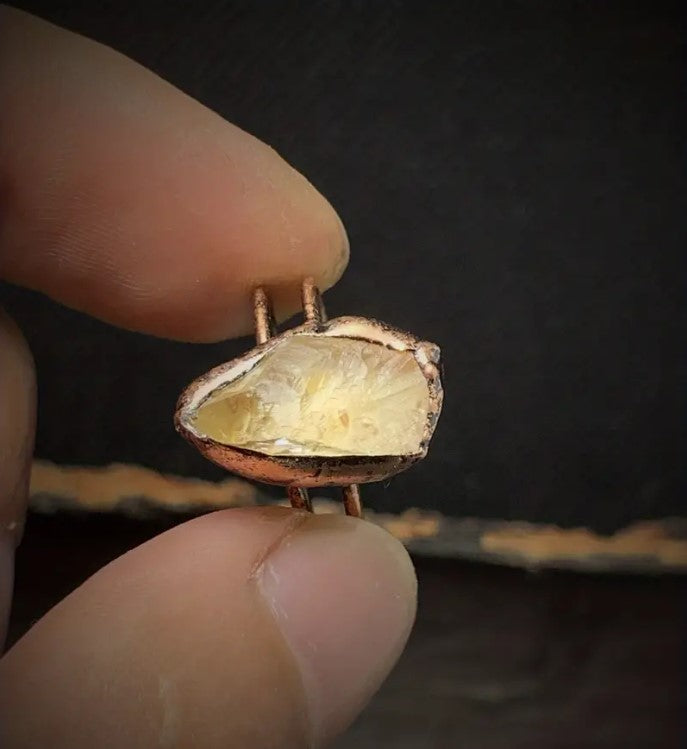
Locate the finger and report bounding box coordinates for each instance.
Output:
[0,309,36,646]
[0,507,416,748]
[0,7,349,342]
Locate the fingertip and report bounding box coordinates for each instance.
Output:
[259,513,417,744]
[0,507,414,748]
[0,7,349,342]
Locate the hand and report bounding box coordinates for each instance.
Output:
[0,7,416,747]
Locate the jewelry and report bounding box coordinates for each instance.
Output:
[175,278,443,517]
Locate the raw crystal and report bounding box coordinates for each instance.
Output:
[191,336,430,457]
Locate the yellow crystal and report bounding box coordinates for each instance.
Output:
[191,336,430,457]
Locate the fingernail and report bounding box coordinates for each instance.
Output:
[258,515,417,744]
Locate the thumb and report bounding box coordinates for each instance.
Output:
[0,507,416,748]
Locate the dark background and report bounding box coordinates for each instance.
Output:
[1,0,684,531]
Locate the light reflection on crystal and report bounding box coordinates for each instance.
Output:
[191,336,430,457]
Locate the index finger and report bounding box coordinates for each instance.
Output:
[0,7,349,341]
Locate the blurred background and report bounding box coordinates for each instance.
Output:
[2,1,685,746]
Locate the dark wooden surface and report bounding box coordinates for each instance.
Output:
[2,0,685,531]
[26,461,687,572]
[7,512,686,748]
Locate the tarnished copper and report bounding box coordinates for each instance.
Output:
[302,276,326,328]
[253,286,276,344]
[175,279,443,519]
[287,485,313,513]
[342,484,362,518]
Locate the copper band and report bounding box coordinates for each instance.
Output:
[302,277,327,328]
[342,484,362,518]
[287,486,313,512]
[253,287,276,344]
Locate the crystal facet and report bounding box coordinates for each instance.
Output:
[191,336,431,457]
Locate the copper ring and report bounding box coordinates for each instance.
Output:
[175,278,443,519]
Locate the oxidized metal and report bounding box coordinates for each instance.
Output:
[175,278,443,517]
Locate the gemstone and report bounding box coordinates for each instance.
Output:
[190,335,431,457]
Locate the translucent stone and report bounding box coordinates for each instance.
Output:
[191,336,430,457]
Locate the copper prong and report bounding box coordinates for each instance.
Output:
[253,286,276,344]
[288,486,313,513]
[302,277,327,328]
[342,484,362,518]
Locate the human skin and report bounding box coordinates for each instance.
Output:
[0,7,417,747]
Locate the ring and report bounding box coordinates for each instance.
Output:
[175,278,443,517]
